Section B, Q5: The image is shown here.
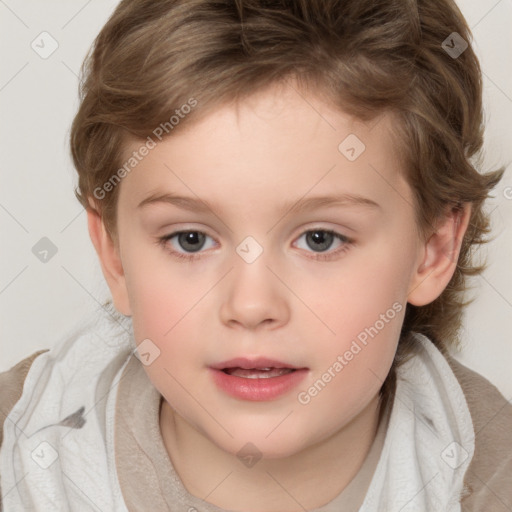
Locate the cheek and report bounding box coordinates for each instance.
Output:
[122,240,200,336]
[290,238,412,345]
[296,302,404,432]
[293,239,412,410]
[122,244,213,379]
[124,260,209,417]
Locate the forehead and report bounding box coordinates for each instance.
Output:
[117,83,411,216]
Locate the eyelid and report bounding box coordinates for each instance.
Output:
[289,221,353,245]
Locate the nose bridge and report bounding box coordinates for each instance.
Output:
[219,236,290,330]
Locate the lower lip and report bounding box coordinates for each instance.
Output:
[210,368,308,401]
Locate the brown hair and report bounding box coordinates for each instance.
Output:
[70,0,504,402]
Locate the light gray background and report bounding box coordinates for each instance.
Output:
[1,0,511,398]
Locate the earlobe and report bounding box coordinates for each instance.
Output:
[408,203,471,307]
[87,209,132,316]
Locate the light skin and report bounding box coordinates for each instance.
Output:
[88,81,470,511]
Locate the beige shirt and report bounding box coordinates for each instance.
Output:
[1,349,511,511]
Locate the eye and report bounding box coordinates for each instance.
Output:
[160,230,216,259]
[294,229,352,260]
[158,228,352,262]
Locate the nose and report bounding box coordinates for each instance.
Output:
[219,255,290,331]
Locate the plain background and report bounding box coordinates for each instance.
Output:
[1,0,511,398]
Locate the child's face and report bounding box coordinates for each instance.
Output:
[111,83,427,457]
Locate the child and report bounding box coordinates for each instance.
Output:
[1,0,511,510]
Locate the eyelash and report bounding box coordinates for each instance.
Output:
[158,229,353,262]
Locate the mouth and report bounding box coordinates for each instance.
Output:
[210,357,308,401]
[221,367,296,379]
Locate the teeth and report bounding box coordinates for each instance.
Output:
[224,367,295,379]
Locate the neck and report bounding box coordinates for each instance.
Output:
[159,395,382,512]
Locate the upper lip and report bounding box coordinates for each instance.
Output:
[210,357,304,370]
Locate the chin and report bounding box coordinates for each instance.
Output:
[208,421,314,461]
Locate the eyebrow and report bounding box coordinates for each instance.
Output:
[137,191,381,215]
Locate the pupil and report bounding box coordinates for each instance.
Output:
[307,230,333,252]
[178,232,205,252]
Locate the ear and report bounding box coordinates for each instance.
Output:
[408,203,471,306]
[87,208,132,316]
